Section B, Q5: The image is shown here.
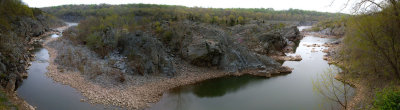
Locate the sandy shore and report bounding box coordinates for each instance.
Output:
[42,28,293,109]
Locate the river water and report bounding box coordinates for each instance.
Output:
[16,23,115,110]
[150,26,354,110]
[15,25,353,110]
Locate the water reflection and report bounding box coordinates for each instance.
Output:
[16,24,118,110]
[171,75,266,98]
[149,26,355,110]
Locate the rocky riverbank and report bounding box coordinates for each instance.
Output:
[47,36,293,109]
[7,25,69,110]
[0,12,65,109]
[40,21,300,109]
[270,55,302,61]
[44,36,293,109]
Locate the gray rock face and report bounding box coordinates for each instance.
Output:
[219,47,268,73]
[320,26,345,36]
[170,21,281,73]
[186,39,223,66]
[281,26,301,41]
[0,63,5,73]
[62,20,297,77]
[119,33,176,76]
[229,23,302,55]
[312,24,345,37]
[257,31,288,54]
[0,14,65,88]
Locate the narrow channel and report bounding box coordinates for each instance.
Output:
[15,23,114,110]
[149,26,355,110]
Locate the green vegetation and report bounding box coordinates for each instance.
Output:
[0,0,34,32]
[0,0,62,56]
[334,0,400,109]
[0,90,16,109]
[42,4,347,24]
[310,18,347,32]
[374,87,400,110]
[76,16,125,57]
[342,2,400,79]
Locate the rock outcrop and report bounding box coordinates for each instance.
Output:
[306,21,346,37]
[171,21,286,74]
[318,26,345,37]
[60,20,302,80]
[118,32,176,76]
[230,23,302,55]
[0,14,64,91]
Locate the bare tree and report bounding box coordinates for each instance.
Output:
[313,68,352,109]
[331,0,392,13]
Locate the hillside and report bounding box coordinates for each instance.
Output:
[0,0,64,109]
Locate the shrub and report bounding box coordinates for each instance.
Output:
[162,31,173,43]
[374,87,400,110]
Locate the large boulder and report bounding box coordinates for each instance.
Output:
[281,26,301,41]
[174,21,281,73]
[219,47,268,72]
[119,32,176,76]
[317,25,345,36]
[228,22,301,55]
[257,31,287,54]
[186,39,223,67]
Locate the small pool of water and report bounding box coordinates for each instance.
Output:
[149,26,354,110]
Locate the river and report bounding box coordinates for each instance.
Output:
[149,26,354,110]
[16,23,116,110]
[15,25,354,110]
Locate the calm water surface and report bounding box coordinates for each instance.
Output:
[15,25,353,110]
[16,23,117,110]
[150,26,354,110]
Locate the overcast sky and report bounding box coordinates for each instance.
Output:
[22,0,353,13]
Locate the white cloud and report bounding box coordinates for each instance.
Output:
[22,0,353,13]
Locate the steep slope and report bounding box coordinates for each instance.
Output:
[0,0,64,92]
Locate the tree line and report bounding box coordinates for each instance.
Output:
[42,4,348,26]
